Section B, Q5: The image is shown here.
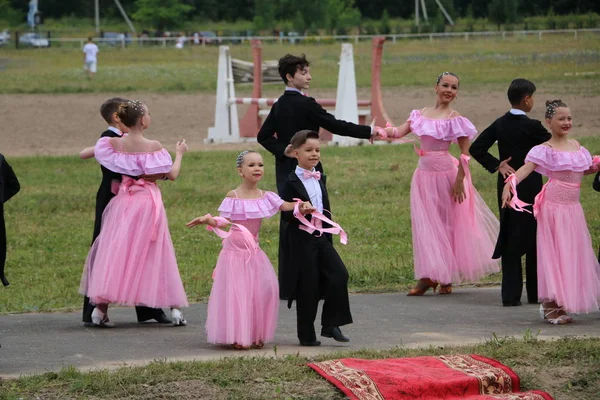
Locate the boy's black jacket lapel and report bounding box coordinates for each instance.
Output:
[288,172,310,201]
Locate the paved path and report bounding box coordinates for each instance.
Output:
[1,287,599,378]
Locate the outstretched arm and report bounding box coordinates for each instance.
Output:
[501,161,537,208]
[306,99,372,140]
[373,121,411,141]
[186,214,218,228]
[79,146,95,160]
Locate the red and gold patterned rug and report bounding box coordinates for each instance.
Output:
[308,355,553,400]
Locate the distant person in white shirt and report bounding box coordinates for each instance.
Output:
[83,37,99,80]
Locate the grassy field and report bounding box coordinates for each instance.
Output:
[0,35,599,94]
[2,139,600,314]
[1,336,599,399]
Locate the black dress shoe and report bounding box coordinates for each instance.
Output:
[502,301,522,307]
[321,326,350,342]
[299,340,321,346]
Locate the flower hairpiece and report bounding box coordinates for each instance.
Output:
[236,150,250,167]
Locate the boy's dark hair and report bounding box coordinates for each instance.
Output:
[100,97,129,124]
[507,79,536,106]
[290,130,319,149]
[278,54,310,84]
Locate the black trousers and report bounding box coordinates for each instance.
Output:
[294,234,353,342]
[501,243,538,304]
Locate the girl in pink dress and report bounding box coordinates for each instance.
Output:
[374,72,500,295]
[79,100,189,327]
[186,151,313,349]
[502,100,600,324]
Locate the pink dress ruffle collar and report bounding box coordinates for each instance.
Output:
[408,109,477,142]
[94,136,173,176]
[526,144,592,175]
[218,191,284,220]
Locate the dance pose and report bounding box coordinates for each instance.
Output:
[470,79,551,306]
[186,150,314,349]
[280,130,353,346]
[502,100,600,324]
[80,98,171,326]
[374,72,500,295]
[257,54,375,297]
[79,100,189,327]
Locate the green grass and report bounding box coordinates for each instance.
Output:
[1,336,599,399]
[2,139,600,314]
[0,35,599,94]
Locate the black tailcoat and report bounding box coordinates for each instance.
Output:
[470,113,550,257]
[0,154,20,287]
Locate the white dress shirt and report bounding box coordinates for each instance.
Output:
[107,126,123,136]
[295,166,323,213]
[509,109,527,116]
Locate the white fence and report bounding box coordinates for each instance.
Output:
[9,28,600,49]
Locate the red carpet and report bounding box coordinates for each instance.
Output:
[308,355,553,400]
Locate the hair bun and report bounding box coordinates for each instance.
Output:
[545,99,562,107]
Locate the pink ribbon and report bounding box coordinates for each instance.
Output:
[293,199,348,245]
[532,179,581,218]
[504,174,533,214]
[205,214,259,278]
[120,176,161,241]
[413,146,448,157]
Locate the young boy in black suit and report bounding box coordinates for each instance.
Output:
[0,153,20,287]
[470,79,551,306]
[258,54,374,295]
[80,98,171,326]
[280,130,352,346]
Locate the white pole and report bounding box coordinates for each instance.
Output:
[420,0,429,22]
[434,0,454,26]
[415,0,420,26]
[95,0,100,33]
[113,0,136,33]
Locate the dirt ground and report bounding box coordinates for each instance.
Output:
[1,87,599,157]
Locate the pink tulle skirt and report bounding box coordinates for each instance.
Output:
[410,153,500,284]
[80,178,188,308]
[206,231,279,347]
[535,182,600,313]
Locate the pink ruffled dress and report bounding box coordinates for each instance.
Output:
[522,144,600,312]
[79,137,188,308]
[205,191,282,347]
[408,110,500,284]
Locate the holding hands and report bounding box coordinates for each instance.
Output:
[298,201,316,215]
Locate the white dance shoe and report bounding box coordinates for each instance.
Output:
[171,308,187,327]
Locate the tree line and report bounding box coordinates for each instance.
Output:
[1,0,599,31]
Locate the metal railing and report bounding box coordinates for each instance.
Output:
[4,28,600,49]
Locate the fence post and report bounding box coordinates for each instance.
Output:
[464,32,469,41]
[47,31,51,48]
[15,31,19,49]
[538,31,542,41]
[392,35,396,44]
[574,30,578,40]
[502,31,506,39]
[354,35,358,44]
[429,34,433,43]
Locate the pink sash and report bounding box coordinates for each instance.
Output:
[293,199,348,245]
[120,176,161,241]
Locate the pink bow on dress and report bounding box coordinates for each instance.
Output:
[303,170,321,180]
